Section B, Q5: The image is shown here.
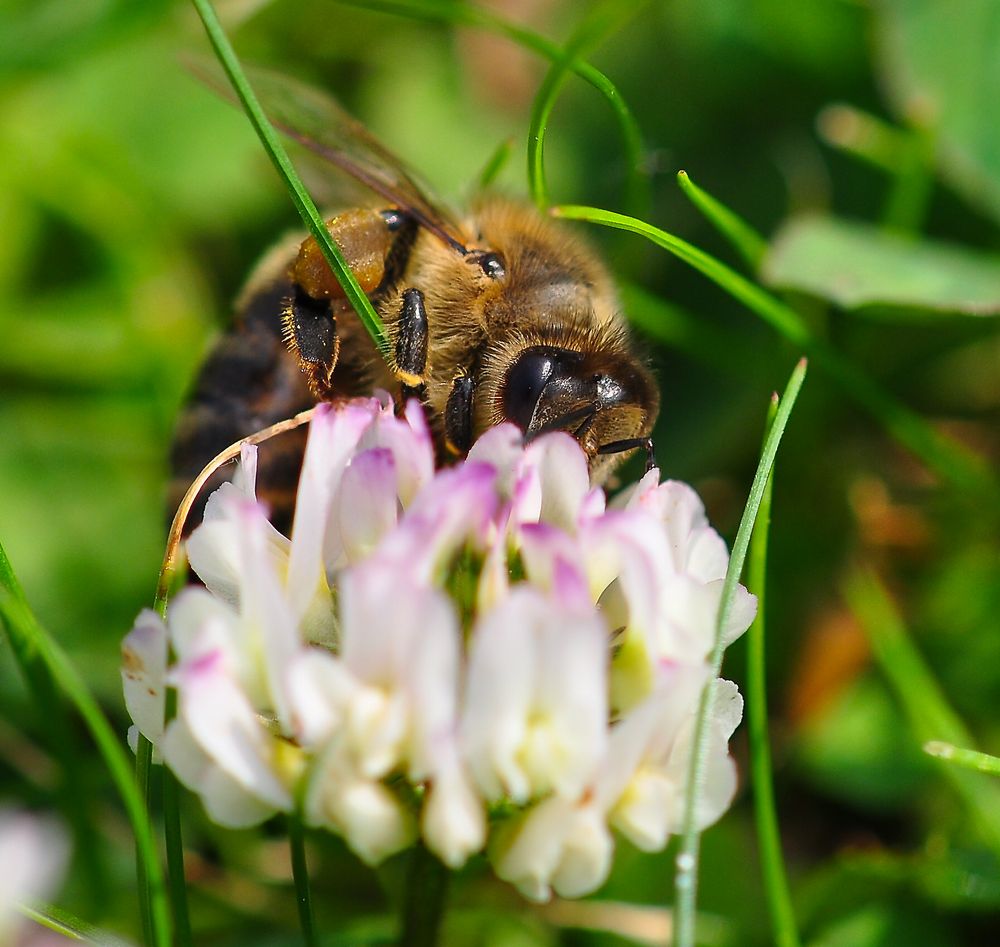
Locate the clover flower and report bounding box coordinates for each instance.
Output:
[122,395,754,901]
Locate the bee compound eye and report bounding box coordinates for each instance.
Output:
[503,350,555,430]
[476,251,506,280]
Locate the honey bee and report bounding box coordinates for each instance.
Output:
[170,68,659,525]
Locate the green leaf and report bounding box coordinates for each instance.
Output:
[763,217,1000,316]
[874,0,1000,225]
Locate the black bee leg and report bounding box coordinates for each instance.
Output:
[597,436,657,473]
[282,286,340,398]
[395,287,428,403]
[444,373,475,456]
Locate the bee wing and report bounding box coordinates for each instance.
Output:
[191,58,469,253]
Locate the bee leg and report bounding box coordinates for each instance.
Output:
[395,287,428,403]
[444,373,475,456]
[282,286,341,398]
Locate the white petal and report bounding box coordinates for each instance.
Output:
[404,592,462,780]
[163,717,278,828]
[462,591,537,801]
[167,586,242,672]
[492,798,613,902]
[422,756,486,869]
[372,398,436,507]
[710,678,745,741]
[550,807,614,899]
[534,612,608,799]
[722,585,757,647]
[378,462,499,581]
[338,448,400,563]
[337,779,416,865]
[467,423,525,500]
[462,588,607,802]
[173,650,292,810]
[610,766,677,851]
[232,502,303,730]
[306,744,416,865]
[287,402,372,631]
[121,609,168,747]
[491,798,573,903]
[186,483,289,605]
[285,649,358,748]
[526,433,591,533]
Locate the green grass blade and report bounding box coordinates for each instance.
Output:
[746,395,801,947]
[191,0,388,357]
[135,734,156,947]
[527,0,648,211]
[553,204,998,499]
[675,359,808,947]
[677,170,767,271]
[0,546,108,904]
[845,569,1000,855]
[338,0,647,215]
[924,742,1000,777]
[162,695,192,947]
[477,136,514,190]
[289,811,318,947]
[149,558,193,947]
[817,105,934,233]
[0,540,171,947]
[18,902,134,945]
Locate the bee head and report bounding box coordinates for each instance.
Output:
[499,344,658,473]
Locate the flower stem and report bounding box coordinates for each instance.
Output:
[289,813,317,947]
[400,843,449,947]
[746,396,801,947]
[162,695,193,947]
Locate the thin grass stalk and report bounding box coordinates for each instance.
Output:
[190,0,388,356]
[162,690,193,947]
[674,359,808,947]
[676,171,767,271]
[289,811,318,947]
[0,543,108,905]
[846,569,1000,856]
[400,843,449,947]
[17,902,110,943]
[924,742,1000,777]
[746,395,801,947]
[527,0,649,211]
[337,0,647,215]
[477,136,515,190]
[881,128,935,233]
[135,734,156,947]
[0,541,171,947]
[552,204,997,500]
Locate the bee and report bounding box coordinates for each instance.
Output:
[170,68,659,525]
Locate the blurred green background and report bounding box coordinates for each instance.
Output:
[1,0,999,944]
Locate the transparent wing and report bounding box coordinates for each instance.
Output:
[192,58,470,253]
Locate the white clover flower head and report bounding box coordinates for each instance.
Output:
[123,395,754,900]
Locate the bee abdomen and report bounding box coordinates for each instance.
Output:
[169,278,315,534]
